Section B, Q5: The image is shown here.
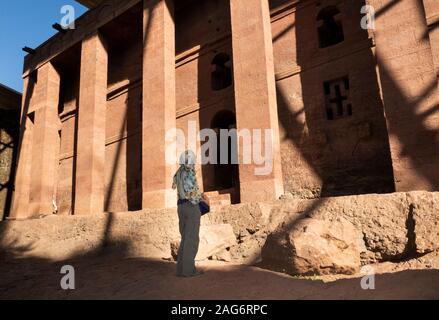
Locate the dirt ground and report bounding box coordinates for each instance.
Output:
[1,252,439,300]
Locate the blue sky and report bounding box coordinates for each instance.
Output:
[0,0,88,93]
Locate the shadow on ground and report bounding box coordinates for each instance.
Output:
[1,247,439,300]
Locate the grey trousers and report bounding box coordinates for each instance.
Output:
[176,201,201,277]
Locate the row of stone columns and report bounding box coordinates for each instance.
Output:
[11,0,284,218]
[141,0,284,208]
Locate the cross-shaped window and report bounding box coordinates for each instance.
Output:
[324,76,352,120]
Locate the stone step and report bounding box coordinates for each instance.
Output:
[204,191,220,197]
[204,192,231,209]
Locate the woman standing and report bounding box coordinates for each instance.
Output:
[172,150,204,277]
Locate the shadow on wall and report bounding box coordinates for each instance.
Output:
[101,2,143,212]
[373,0,439,190]
[0,78,33,255]
[0,106,20,221]
[7,71,36,221]
[175,0,240,201]
[279,0,395,197]
[255,0,439,269]
[51,42,81,216]
[377,61,439,189]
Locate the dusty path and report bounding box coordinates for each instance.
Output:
[1,252,439,300]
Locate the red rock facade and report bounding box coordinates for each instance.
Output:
[10,0,439,218]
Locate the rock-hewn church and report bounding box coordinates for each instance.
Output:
[10,0,439,218]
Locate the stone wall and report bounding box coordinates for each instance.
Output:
[424,0,439,74]
[0,85,21,220]
[272,0,395,197]
[1,192,438,273]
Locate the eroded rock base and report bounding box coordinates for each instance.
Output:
[1,191,438,277]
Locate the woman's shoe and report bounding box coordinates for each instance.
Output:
[178,270,204,278]
[191,270,204,277]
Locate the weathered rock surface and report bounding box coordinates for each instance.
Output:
[407,192,439,254]
[171,224,236,261]
[262,217,363,275]
[300,191,439,261]
[257,192,439,275]
[206,201,282,263]
[0,209,181,261]
[211,248,232,262]
[290,193,410,262]
[1,191,438,277]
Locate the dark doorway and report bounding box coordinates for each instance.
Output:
[210,110,239,191]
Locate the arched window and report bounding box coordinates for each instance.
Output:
[317,6,344,48]
[211,53,232,91]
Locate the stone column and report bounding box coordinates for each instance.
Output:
[27,63,61,216]
[142,0,176,208]
[75,32,108,215]
[423,0,439,76]
[229,0,284,202]
[369,0,439,191]
[10,76,35,219]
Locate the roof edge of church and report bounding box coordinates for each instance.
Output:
[75,0,103,9]
[0,83,22,97]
